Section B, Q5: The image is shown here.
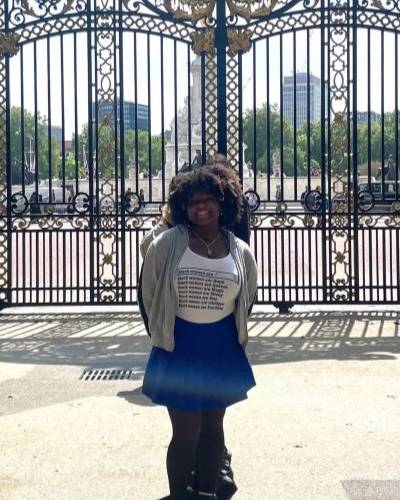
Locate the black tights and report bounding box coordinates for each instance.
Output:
[167,407,226,499]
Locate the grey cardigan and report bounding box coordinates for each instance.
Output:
[141,224,257,352]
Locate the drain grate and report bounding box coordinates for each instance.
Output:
[80,368,135,381]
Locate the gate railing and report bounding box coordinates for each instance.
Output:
[0,0,400,309]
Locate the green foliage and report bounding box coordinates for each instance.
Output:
[297,121,322,174]
[76,125,162,178]
[12,104,397,184]
[64,154,86,180]
[125,130,163,176]
[243,104,295,175]
[242,105,398,176]
[10,106,61,183]
[75,124,115,178]
[367,113,397,167]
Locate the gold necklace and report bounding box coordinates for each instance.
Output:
[191,229,221,257]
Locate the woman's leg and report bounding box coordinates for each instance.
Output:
[167,407,202,499]
[197,408,226,494]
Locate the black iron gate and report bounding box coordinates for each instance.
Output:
[0,0,399,308]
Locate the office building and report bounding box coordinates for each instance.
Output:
[283,72,321,128]
[356,111,380,124]
[94,101,149,131]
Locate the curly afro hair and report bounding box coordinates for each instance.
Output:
[168,165,243,228]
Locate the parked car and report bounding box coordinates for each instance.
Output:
[358,180,400,212]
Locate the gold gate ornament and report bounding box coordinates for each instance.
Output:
[0,33,21,57]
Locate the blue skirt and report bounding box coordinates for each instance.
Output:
[142,314,256,411]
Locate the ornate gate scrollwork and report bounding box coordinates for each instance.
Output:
[0,4,8,305]
[94,11,119,302]
[328,3,352,302]
[1,0,400,307]
[162,0,279,24]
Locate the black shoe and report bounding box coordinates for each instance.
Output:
[216,447,237,499]
[216,477,238,500]
[190,447,237,499]
[160,489,197,500]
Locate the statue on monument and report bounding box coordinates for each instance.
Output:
[164,55,252,178]
[165,58,203,177]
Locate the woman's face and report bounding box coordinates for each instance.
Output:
[186,191,221,228]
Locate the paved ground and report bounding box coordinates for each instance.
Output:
[1,305,400,500]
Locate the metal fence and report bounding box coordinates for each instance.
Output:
[0,0,400,310]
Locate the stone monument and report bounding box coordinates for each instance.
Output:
[164,56,252,178]
[165,57,202,178]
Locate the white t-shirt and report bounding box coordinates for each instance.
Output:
[174,247,240,323]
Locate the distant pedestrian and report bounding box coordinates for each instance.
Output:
[191,149,202,169]
[29,192,41,216]
[300,186,308,207]
[275,184,281,201]
[123,188,133,212]
[139,188,145,207]
[66,187,75,219]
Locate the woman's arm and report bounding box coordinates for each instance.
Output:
[140,227,174,319]
[244,246,258,314]
[139,222,169,258]
[140,241,160,319]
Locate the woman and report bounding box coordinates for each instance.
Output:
[140,166,257,499]
[138,168,243,499]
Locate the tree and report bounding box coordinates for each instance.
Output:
[126,130,162,175]
[10,106,60,184]
[242,104,399,179]
[370,113,397,165]
[297,121,322,175]
[76,125,163,178]
[64,154,86,180]
[242,103,295,175]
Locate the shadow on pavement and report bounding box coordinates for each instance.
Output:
[246,310,400,364]
[0,310,399,369]
[1,310,399,415]
[341,480,400,499]
[117,387,154,407]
